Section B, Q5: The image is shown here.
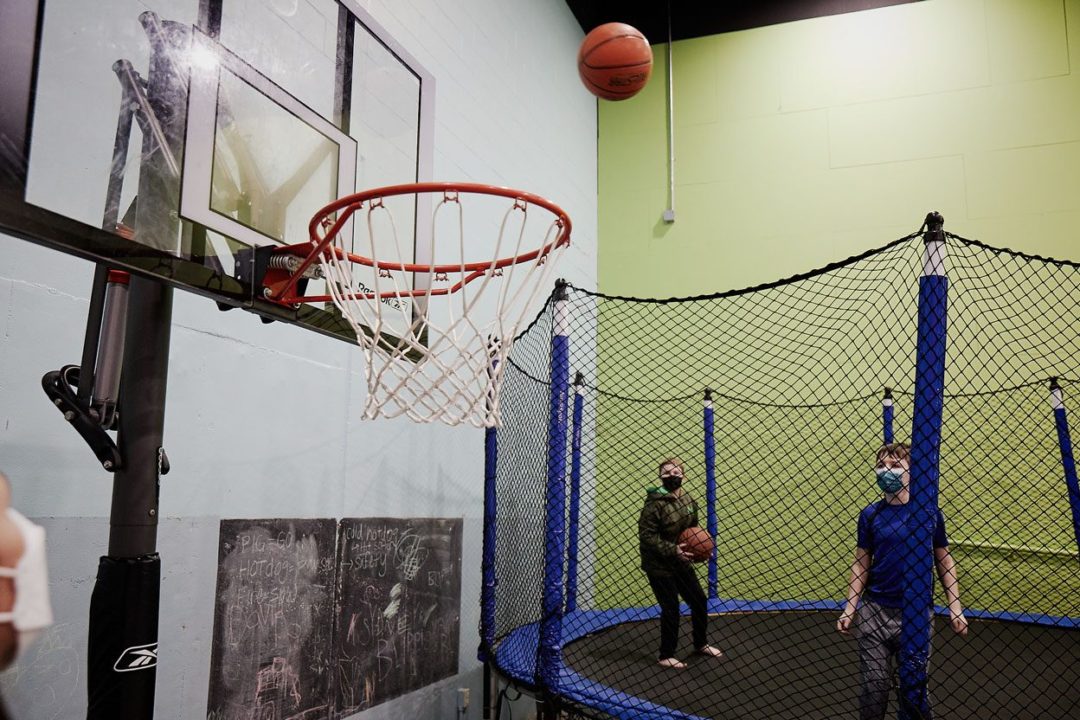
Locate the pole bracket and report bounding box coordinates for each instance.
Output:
[42,365,122,472]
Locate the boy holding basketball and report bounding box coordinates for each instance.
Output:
[638,457,723,669]
[837,442,968,720]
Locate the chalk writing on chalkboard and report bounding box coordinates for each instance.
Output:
[333,517,462,714]
[206,518,337,720]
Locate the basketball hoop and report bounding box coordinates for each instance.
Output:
[266,182,571,427]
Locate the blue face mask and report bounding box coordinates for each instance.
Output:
[876,468,905,494]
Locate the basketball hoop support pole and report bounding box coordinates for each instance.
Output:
[87,14,189,718]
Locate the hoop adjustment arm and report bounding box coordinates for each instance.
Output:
[42,366,123,472]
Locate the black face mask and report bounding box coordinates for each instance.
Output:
[661,475,682,491]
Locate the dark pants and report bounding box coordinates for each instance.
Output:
[646,564,708,658]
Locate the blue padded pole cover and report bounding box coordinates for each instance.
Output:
[900,214,948,720]
[566,373,585,612]
[480,359,499,661]
[703,389,718,599]
[882,387,895,445]
[540,282,571,691]
[1050,380,1080,552]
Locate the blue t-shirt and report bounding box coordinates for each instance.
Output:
[856,501,949,608]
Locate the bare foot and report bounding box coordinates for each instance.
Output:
[696,645,724,658]
[657,657,687,669]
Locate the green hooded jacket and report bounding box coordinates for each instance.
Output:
[638,486,700,576]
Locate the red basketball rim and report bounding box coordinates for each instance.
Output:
[272,182,571,303]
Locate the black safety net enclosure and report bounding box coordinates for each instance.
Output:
[479,223,1080,720]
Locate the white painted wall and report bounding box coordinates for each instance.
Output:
[0,0,597,717]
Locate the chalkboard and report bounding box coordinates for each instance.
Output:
[332,517,462,715]
[207,518,337,720]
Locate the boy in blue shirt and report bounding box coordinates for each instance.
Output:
[836,443,968,720]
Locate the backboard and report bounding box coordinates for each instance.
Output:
[0,0,434,343]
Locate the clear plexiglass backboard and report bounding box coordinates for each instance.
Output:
[0,0,433,342]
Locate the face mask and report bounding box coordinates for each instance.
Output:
[0,509,54,659]
[661,475,683,491]
[875,467,905,494]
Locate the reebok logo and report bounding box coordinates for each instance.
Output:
[113,643,158,672]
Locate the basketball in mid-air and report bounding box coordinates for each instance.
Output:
[577,22,653,101]
[679,526,714,563]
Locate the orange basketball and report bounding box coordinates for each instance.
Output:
[678,526,714,563]
[577,22,653,101]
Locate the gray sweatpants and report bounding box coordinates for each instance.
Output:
[855,599,934,720]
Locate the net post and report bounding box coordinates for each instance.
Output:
[480,349,499,663]
[882,387,894,444]
[566,372,586,613]
[899,212,948,720]
[703,388,718,599]
[1049,379,1080,553]
[480,349,499,719]
[539,280,571,694]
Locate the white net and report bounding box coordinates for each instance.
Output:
[311,184,569,427]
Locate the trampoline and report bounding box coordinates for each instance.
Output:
[493,601,1080,719]
[481,231,1080,719]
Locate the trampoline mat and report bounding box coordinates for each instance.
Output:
[562,610,1080,719]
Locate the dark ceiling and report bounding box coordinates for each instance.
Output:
[564,0,924,44]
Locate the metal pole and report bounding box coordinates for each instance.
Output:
[662,0,676,224]
[77,268,110,406]
[87,13,188,718]
[108,277,171,558]
[87,281,171,719]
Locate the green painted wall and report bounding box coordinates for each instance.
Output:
[599,0,1080,298]
[588,0,1080,616]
